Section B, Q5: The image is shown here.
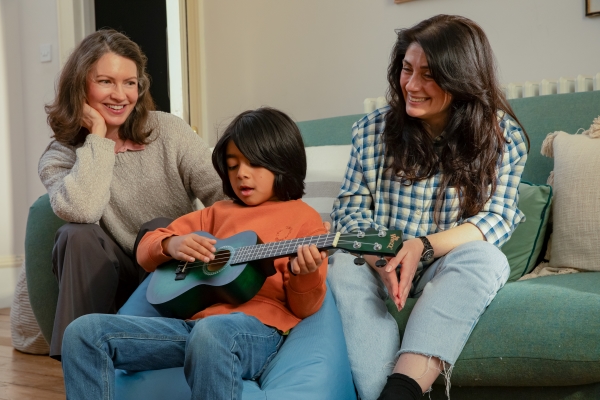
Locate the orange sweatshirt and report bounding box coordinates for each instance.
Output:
[137,200,328,332]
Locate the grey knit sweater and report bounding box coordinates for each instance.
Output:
[39,111,224,255]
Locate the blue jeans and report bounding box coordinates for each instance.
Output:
[327,241,510,400]
[61,312,284,400]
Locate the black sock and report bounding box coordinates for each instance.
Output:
[377,373,422,400]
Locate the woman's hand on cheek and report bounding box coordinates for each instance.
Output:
[382,238,422,310]
[82,103,107,138]
[289,245,327,275]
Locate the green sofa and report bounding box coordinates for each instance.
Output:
[26,91,600,399]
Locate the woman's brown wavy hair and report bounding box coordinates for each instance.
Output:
[45,29,155,146]
[384,14,529,222]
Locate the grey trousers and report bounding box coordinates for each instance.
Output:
[50,218,172,360]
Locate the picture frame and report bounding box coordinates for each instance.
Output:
[586,0,600,16]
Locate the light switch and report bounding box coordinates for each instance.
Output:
[40,44,52,63]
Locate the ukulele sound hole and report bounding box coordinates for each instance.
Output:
[206,249,231,272]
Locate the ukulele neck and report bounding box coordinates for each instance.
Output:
[230,232,341,265]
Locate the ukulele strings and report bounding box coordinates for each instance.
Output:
[175,233,383,268]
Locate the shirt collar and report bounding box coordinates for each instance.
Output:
[114,139,146,154]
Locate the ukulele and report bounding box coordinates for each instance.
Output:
[146,228,403,319]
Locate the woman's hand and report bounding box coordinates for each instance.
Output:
[81,103,107,138]
[373,238,424,310]
[162,234,217,263]
[289,244,328,275]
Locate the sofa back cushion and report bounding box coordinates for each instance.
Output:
[508,90,600,185]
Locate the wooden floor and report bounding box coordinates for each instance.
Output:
[0,308,65,400]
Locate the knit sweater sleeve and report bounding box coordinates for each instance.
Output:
[167,115,224,207]
[38,134,116,223]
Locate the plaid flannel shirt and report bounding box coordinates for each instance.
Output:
[331,106,527,248]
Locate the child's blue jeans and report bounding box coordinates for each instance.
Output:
[327,240,510,400]
[61,312,284,400]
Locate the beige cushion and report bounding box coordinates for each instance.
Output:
[10,262,49,354]
[548,131,600,271]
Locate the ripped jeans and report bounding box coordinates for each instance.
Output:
[327,241,510,400]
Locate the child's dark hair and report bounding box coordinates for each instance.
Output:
[212,107,306,203]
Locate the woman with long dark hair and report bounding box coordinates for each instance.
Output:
[39,29,223,361]
[328,15,529,400]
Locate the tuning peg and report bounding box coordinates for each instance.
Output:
[375,257,387,268]
[354,257,366,266]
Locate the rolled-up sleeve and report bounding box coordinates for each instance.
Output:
[464,116,528,247]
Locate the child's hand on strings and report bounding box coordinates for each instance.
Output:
[289,245,327,275]
[162,234,217,263]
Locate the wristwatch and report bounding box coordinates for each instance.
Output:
[418,236,434,262]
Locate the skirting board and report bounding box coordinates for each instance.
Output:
[0,254,24,269]
[0,258,22,308]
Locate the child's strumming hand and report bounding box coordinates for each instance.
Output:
[162,234,217,263]
[289,245,327,275]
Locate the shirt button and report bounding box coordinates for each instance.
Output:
[415,210,422,216]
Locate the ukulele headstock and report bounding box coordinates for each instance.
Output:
[334,229,403,257]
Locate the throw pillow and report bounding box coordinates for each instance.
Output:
[501,182,553,282]
[303,145,351,223]
[544,130,600,271]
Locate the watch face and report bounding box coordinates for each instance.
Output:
[422,249,435,262]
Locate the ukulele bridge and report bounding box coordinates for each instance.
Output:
[175,262,189,281]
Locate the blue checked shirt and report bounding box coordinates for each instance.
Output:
[331,106,527,248]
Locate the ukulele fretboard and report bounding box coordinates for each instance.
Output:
[230,232,340,265]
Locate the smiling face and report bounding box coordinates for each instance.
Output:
[400,42,452,136]
[86,52,138,137]
[226,140,277,206]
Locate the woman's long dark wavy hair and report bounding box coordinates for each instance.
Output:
[384,14,528,221]
[45,29,155,146]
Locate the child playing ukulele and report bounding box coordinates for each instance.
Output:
[60,108,328,400]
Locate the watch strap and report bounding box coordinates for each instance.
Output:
[418,236,434,261]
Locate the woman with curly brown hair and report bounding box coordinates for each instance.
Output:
[39,29,223,361]
[328,15,529,400]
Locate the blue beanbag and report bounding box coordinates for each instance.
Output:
[116,274,356,400]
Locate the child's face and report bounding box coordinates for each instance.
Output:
[226,141,277,206]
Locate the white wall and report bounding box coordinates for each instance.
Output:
[4,0,59,247]
[0,1,16,262]
[0,0,59,307]
[202,0,600,145]
[16,0,60,208]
